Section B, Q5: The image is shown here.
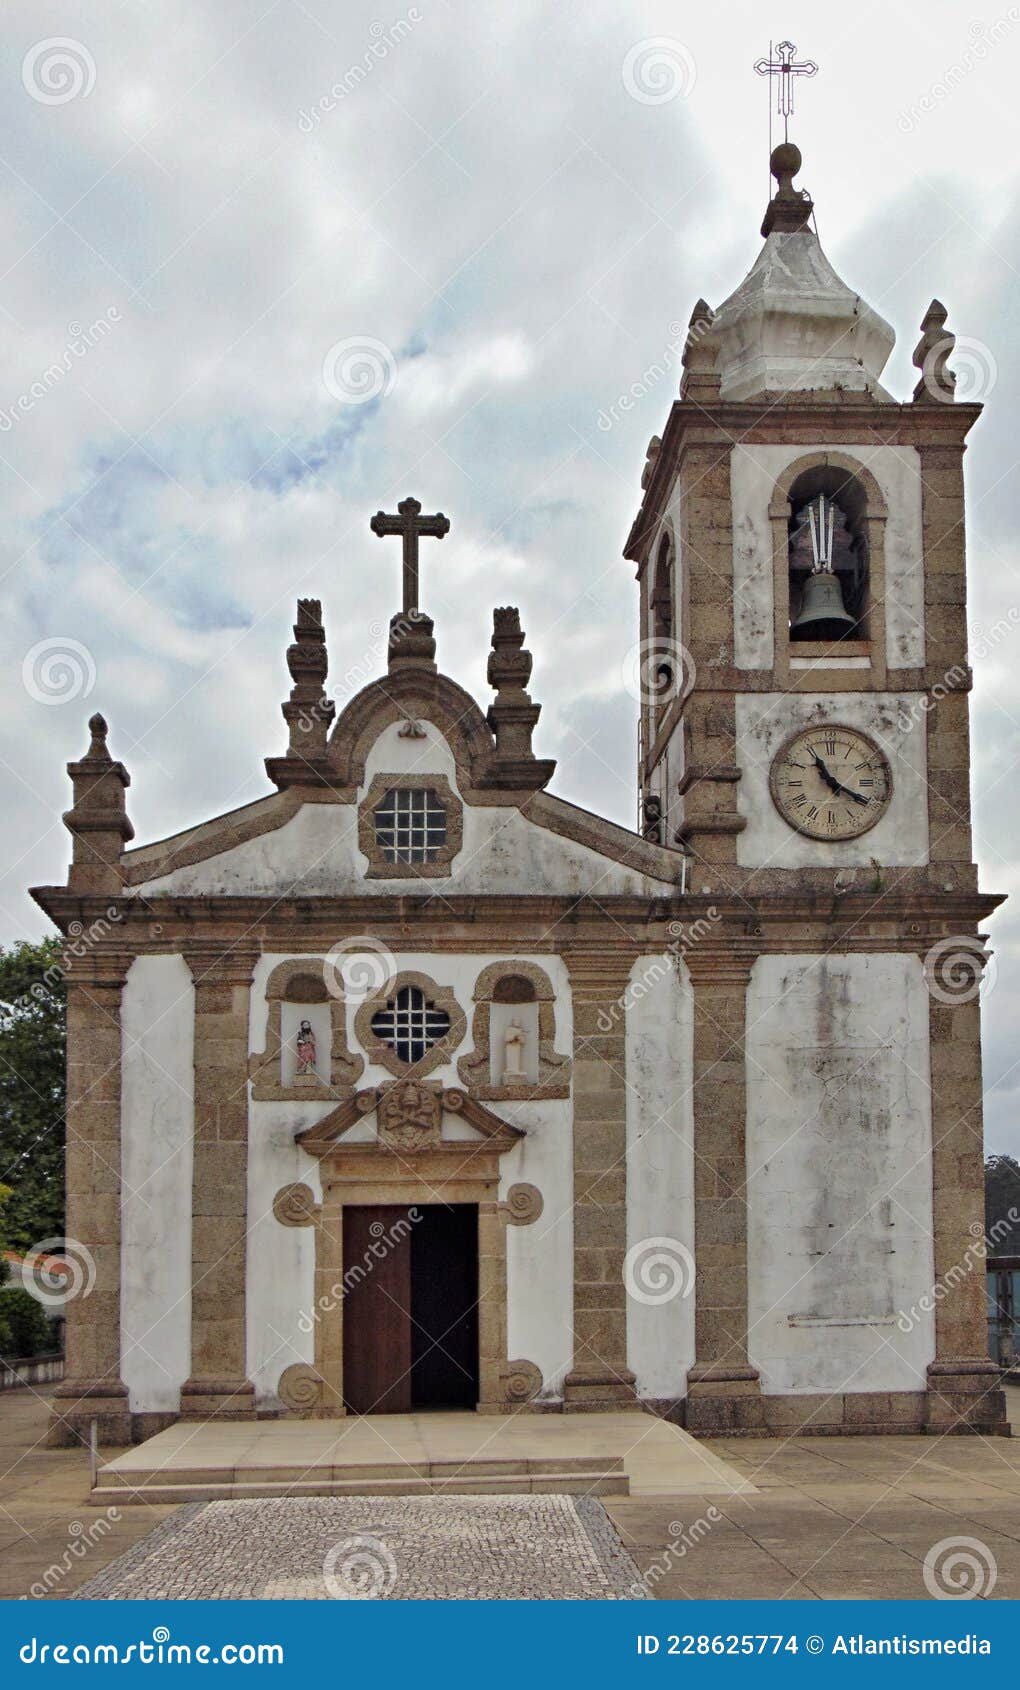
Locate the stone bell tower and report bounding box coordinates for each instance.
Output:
[624,138,1006,1435]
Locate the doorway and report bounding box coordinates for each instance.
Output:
[341,1204,479,1414]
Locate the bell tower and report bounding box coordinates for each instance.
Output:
[624,118,1007,1436]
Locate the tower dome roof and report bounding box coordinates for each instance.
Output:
[706,146,896,402]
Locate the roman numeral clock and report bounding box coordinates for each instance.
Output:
[769,725,892,841]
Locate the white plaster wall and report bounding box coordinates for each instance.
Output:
[120,955,194,1414]
[248,950,574,1405]
[730,443,925,671]
[247,1100,324,1404]
[137,716,668,900]
[746,953,935,1394]
[625,953,695,1399]
[735,691,929,867]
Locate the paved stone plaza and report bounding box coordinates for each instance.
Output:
[72,1495,644,1600]
[2,1390,1019,1601]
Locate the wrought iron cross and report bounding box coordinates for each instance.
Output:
[370,496,450,614]
[754,40,817,140]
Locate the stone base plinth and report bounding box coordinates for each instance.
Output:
[924,1360,1009,1436]
[48,1379,132,1448]
[562,1365,637,1411]
[179,1378,257,1421]
[684,1364,764,1434]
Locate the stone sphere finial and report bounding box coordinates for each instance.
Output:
[88,712,108,740]
[770,142,802,191]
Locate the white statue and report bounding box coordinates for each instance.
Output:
[502,1019,526,1080]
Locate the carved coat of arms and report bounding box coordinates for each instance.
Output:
[376,1080,442,1151]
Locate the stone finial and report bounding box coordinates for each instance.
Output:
[640,436,661,491]
[912,299,956,403]
[387,607,437,672]
[760,142,813,237]
[680,298,719,400]
[63,714,133,893]
[266,599,336,790]
[482,608,553,790]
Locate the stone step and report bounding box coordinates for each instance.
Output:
[90,1467,629,1505]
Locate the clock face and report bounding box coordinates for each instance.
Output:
[769,725,892,841]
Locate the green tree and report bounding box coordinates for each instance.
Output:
[984,1154,1020,1252]
[0,938,66,1251]
[0,1182,12,1354]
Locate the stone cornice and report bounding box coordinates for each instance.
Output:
[626,396,983,568]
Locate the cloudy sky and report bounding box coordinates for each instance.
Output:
[3,1,1019,1155]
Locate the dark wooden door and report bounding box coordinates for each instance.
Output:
[342,1205,413,1414]
[410,1205,479,1409]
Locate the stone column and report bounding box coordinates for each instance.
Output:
[925,955,1007,1433]
[562,949,638,1409]
[50,949,133,1446]
[684,950,763,1433]
[180,946,259,1419]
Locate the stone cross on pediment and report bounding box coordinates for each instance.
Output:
[370,496,450,615]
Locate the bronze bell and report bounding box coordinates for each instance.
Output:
[791,567,857,641]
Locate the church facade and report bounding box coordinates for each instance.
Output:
[35,145,1006,1445]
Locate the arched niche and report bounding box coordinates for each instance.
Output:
[458,960,571,1100]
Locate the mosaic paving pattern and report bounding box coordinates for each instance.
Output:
[75,1495,648,1601]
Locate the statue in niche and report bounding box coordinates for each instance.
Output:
[502,1019,526,1081]
[294,1019,318,1079]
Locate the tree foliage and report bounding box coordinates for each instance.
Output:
[0,938,66,1251]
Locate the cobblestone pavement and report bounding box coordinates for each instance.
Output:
[74,1496,647,1600]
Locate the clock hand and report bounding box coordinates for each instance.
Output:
[811,752,870,806]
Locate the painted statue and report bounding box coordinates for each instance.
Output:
[295,1019,317,1076]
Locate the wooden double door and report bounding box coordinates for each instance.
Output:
[342,1204,479,1414]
